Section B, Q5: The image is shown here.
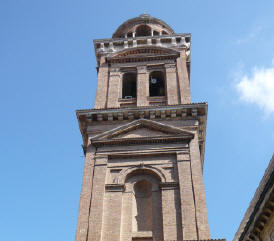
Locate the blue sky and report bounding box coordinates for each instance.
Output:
[0,1,274,241]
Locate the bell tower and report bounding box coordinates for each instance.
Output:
[76,14,214,241]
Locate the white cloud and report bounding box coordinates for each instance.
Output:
[236,62,274,115]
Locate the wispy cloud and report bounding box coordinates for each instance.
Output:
[235,61,274,115]
[236,26,263,44]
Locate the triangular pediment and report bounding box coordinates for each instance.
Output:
[115,127,170,139]
[109,46,180,59]
[90,119,194,145]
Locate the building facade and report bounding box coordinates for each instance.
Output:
[234,155,274,241]
[75,14,223,241]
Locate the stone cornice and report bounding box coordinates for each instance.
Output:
[90,119,194,147]
[92,135,192,147]
[93,33,191,64]
[77,103,208,169]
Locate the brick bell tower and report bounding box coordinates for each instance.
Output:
[76,14,214,241]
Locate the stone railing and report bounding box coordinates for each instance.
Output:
[93,34,191,56]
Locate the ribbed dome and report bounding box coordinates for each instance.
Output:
[112,14,174,38]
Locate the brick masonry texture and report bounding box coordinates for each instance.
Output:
[75,14,213,241]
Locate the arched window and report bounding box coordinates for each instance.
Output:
[162,30,168,35]
[122,72,136,99]
[153,30,159,36]
[136,25,151,37]
[133,180,153,231]
[149,71,165,97]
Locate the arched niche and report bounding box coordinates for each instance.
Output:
[121,169,164,241]
[133,180,153,231]
[117,165,166,185]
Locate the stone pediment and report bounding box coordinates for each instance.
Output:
[117,127,169,138]
[90,119,194,146]
[107,46,180,63]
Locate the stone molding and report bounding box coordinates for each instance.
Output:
[105,184,125,192]
[117,164,166,184]
[160,182,179,190]
[77,103,207,167]
[94,34,191,65]
[89,119,194,147]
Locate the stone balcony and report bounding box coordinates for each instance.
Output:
[93,33,191,61]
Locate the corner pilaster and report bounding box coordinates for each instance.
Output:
[75,145,96,241]
[177,49,191,104]
[87,156,108,241]
[189,132,210,239]
[95,57,109,109]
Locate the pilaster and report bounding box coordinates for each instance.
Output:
[102,185,124,241]
[177,49,191,104]
[107,68,121,108]
[87,156,108,241]
[165,63,179,105]
[161,184,183,241]
[137,66,149,107]
[95,57,109,109]
[75,145,96,241]
[189,132,210,239]
[120,192,133,241]
[177,151,198,240]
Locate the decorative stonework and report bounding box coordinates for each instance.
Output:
[74,14,219,241]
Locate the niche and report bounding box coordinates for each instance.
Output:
[133,180,153,231]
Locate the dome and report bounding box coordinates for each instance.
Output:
[112,14,174,38]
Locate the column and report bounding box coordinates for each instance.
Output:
[87,156,108,241]
[107,67,121,108]
[75,146,96,241]
[165,63,179,105]
[189,132,210,239]
[176,49,191,103]
[176,151,198,240]
[94,57,109,109]
[137,66,149,107]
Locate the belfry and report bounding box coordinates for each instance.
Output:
[76,14,220,241]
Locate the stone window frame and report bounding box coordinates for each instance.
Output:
[118,67,137,105]
[147,65,167,103]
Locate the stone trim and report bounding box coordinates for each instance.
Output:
[94,34,190,64]
[77,103,207,168]
[160,182,179,190]
[91,136,190,147]
[132,231,152,239]
[105,184,125,192]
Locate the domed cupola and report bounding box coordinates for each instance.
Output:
[112,14,174,38]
